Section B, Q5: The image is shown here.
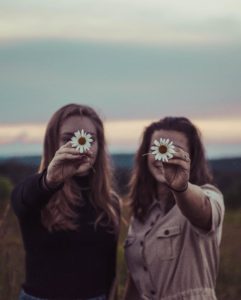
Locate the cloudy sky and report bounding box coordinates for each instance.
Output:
[0,0,241,157]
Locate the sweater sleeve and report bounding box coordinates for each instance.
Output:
[11,169,62,218]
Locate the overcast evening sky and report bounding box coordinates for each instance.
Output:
[0,0,241,157]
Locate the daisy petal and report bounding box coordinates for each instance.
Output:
[154,154,160,160]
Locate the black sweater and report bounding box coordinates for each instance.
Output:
[11,171,117,299]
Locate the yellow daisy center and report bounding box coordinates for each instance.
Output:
[159,145,167,154]
[78,137,86,145]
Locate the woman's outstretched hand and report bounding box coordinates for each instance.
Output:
[151,147,191,192]
[46,141,93,187]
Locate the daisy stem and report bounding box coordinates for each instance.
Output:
[142,152,152,157]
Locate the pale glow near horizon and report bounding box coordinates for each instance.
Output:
[0,118,240,152]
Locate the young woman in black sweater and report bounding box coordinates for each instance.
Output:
[11,104,120,300]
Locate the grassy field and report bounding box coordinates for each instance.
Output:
[216,210,241,299]
[1,204,241,300]
[0,206,25,300]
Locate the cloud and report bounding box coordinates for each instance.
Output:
[0,118,240,149]
[0,40,241,123]
[0,0,241,46]
[194,119,241,143]
[0,124,46,145]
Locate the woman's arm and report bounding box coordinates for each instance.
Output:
[174,183,224,232]
[153,145,223,231]
[11,170,61,218]
[122,274,140,300]
[11,142,89,219]
[173,183,212,230]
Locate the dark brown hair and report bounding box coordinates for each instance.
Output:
[129,116,213,222]
[39,103,120,233]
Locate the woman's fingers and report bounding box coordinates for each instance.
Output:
[153,161,164,169]
[55,153,89,162]
[173,147,190,162]
[57,145,93,158]
[85,149,94,157]
[57,148,81,156]
[59,141,73,149]
[164,158,189,170]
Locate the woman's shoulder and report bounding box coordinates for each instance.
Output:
[201,183,223,196]
[200,183,225,212]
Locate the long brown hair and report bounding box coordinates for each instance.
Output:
[129,117,213,222]
[39,104,120,233]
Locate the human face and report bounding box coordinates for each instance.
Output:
[59,115,98,176]
[147,129,189,183]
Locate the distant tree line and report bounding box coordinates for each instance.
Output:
[0,158,241,210]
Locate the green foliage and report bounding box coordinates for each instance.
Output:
[216,210,241,299]
[0,176,12,201]
[213,169,241,209]
[0,177,13,222]
[224,180,241,209]
[117,213,129,298]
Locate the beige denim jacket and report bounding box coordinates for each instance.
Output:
[124,184,224,300]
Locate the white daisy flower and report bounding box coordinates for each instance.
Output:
[150,138,176,162]
[70,129,93,153]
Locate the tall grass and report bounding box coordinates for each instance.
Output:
[216,210,241,299]
[0,209,24,300]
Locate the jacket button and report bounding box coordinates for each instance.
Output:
[150,290,156,295]
[140,241,144,246]
[143,266,148,271]
[164,229,169,235]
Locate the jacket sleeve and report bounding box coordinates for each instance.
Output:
[190,184,225,245]
[11,169,62,218]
